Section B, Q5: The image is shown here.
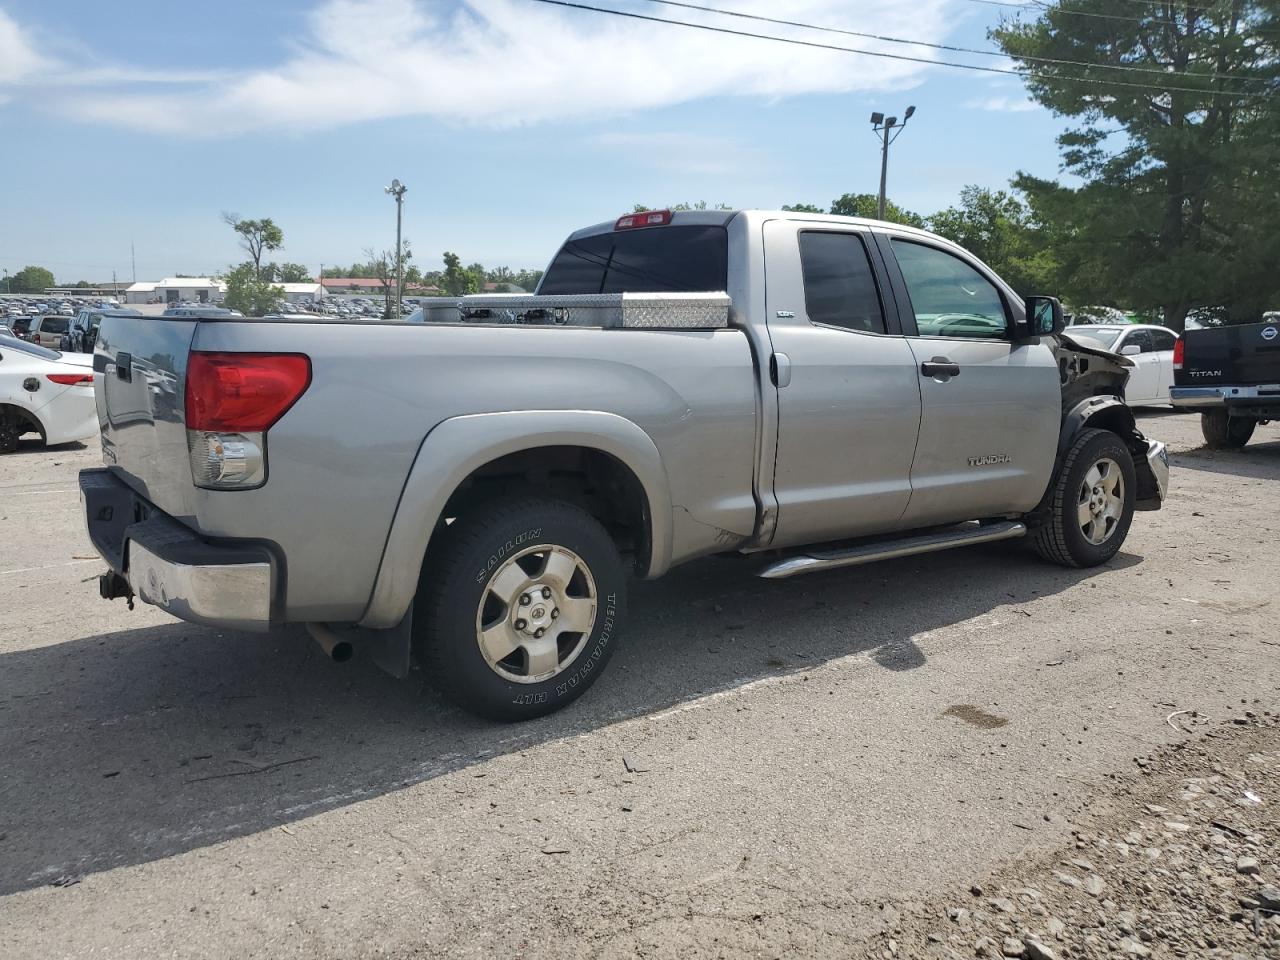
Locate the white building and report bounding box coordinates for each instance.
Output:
[278,282,326,304]
[124,282,157,304]
[153,277,226,305]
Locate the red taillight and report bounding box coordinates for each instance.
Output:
[615,209,672,230]
[46,373,94,386]
[1172,336,1184,370]
[185,352,311,432]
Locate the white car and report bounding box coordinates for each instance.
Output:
[0,334,97,453]
[1067,324,1178,407]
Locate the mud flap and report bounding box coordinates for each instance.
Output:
[316,604,415,679]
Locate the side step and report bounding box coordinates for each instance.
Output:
[758,520,1027,580]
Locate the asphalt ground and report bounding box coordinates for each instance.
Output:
[1,410,1277,958]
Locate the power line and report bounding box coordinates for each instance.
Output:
[528,0,1280,100]
[635,0,1269,84]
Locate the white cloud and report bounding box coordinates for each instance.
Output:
[965,94,1039,113]
[35,0,957,135]
[0,8,45,84]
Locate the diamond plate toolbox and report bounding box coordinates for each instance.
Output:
[416,292,730,330]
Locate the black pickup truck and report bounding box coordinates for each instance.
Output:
[1172,318,1280,448]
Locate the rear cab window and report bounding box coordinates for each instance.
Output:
[538,224,728,294]
[798,231,886,334]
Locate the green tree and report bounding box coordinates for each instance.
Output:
[994,1,1280,330]
[926,186,1059,296]
[829,193,925,227]
[781,203,826,213]
[441,252,480,296]
[8,265,55,293]
[222,262,284,317]
[273,262,313,283]
[222,213,284,280]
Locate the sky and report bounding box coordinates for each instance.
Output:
[0,0,1072,283]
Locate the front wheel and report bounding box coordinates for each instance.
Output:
[1201,409,1255,450]
[415,498,627,721]
[1031,428,1137,568]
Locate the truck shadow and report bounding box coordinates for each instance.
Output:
[0,543,1138,895]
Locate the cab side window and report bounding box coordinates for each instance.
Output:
[798,231,887,334]
[891,239,1008,339]
[1150,328,1177,352]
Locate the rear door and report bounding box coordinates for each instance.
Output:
[1148,327,1178,402]
[1116,328,1160,402]
[877,233,1060,527]
[763,219,922,548]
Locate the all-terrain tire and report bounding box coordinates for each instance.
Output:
[1200,409,1255,450]
[1031,428,1136,568]
[415,498,627,722]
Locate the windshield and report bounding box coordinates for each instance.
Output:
[1071,326,1125,349]
[538,225,728,294]
[0,333,62,360]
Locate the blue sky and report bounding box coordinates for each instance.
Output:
[0,0,1071,283]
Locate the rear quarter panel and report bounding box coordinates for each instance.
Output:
[189,320,759,623]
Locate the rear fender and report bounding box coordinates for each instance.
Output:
[358,410,672,630]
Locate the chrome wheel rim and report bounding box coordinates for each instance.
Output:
[1078,457,1124,546]
[474,544,597,684]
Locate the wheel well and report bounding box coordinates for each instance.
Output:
[438,446,652,575]
[0,404,44,440]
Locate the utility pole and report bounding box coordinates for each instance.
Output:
[869,105,916,221]
[384,179,408,319]
[112,269,118,300]
[131,241,137,283]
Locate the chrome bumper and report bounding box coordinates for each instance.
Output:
[1171,384,1280,408]
[1145,440,1170,504]
[80,468,274,632]
[126,538,272,632]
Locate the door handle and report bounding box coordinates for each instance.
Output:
[920,357,960,380]
[770,352,792,388]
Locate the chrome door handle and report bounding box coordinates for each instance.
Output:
[920,357,960,379]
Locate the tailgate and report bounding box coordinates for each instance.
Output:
[1178,322,1280,387]
[94,315,200,521]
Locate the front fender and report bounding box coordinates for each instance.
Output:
[1048,395,1165,513]
[358,410,673,629]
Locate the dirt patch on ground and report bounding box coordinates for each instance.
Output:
[867,712,1280,959]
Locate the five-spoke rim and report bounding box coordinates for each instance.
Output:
[1078,457,1124,546]
[474,544,597,684]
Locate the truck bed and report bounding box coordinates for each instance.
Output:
[92,312,761,625]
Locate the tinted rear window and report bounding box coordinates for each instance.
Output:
[539,225,728,294]
[798,231,886,334]
[41,317,69,333]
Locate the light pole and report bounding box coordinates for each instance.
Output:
[2,269,9,295]
[384,178,407,319]
[870,105,915,221]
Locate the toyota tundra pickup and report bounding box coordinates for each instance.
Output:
[1171,319,1280,448]
[80,209,1168,720]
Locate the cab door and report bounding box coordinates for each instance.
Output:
[875,233,1060,528]
[763,219,922,548]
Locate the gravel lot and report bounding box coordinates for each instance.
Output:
[1,411,1278,959]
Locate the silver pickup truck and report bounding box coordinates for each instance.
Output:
[80,209,1168,720]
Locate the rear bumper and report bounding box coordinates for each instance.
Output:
[79,468,275,632]
[1171,384,1280,410]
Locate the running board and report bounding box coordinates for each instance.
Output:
[758,521,1027,580]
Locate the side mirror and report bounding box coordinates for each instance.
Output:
[1119,343,1142,357]
[1025,296,1065,337]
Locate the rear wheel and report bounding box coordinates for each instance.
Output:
[1201,409,1255,450]
[415,498,627,721]
[1031,428,1136,568]
[0,417,18,455]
